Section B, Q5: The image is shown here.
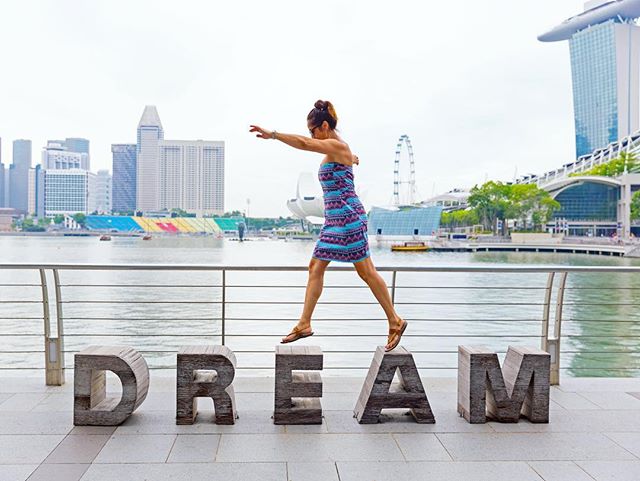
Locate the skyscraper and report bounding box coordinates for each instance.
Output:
[9,139,32,212]
[111,144,137,213]
[136,106,164,211]
[0,137,4,208]
[158,140,225,215]
[539,0,640,159]
[95,169,112,214]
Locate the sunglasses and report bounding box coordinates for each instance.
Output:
[309,125,320,136]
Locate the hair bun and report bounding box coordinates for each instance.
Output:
[314,100,325,110]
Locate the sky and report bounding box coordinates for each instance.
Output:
[0,0,582,216]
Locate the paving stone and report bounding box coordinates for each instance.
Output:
[336,461,543,481]
[93,434,177,464]
[216,433,404,462]
[578,392,640,410]
[80,462,287,481]
[114,410,284,435]
[44,435,111,464]
[323,410,494,434]
[604,432,640,458]
[287,462,339,481]
[0,465,37,481]
[527,461,595,481]
[32,393,74,412]
[0,393,48,411]
[392,433,453,461]
[0,435,65,464]
[166,434,220,463]
[69,426,116,435]
[26,463,88,481]
[549,390,601,410]
[489,409,640,433]
[0,411,72,435]
[436,432,636,461]
[577,460,640,481]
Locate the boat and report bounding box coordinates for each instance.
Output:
[390,241,429,252]
[99,234,111,241]
[142,234,152,240]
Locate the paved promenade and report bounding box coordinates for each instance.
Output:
[3,375,640,480]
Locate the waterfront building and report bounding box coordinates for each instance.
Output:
[133,106,225,216]
[94,169,112,214]
[0,138,4,208]
[43,169,96,216]
[111,144,136,213]
[539,0,640,158]
[367,206,443,237]
[136,106,164,212]
[8,139,32,212]
[421,189,470,212]
[158,140,225,216]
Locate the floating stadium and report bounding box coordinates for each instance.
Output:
[84,216,244,234]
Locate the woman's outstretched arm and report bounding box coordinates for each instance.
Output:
[249,125,350,158]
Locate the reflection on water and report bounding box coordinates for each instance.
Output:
[1,236,640,377]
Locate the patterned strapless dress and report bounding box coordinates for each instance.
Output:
[312,161,370,263]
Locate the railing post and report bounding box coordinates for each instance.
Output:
[549,271,568,386]
[221,269,226,346]
[391,271,397,305]
[40,269,64,386]
[540,272,554,352]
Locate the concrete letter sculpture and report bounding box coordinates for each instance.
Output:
[354,346,435,424]
[274,345,323,424]
[457,345,550,423]
[74,346,149,426]
[176,345,237,425]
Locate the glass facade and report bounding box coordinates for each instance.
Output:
[112,144,137,213]
[569,20,619,158]
[552,182,619,221]
[44,171,90,214]
[367,206,442,236]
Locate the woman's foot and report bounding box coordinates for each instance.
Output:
[281,322,314,344]
[385,318,408,352]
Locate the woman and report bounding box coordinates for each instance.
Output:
[249,100,407,351]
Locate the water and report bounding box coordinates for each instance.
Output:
[1,235,640,377]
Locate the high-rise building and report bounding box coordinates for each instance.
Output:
[158,140,225,215]
[43,169,96,216]
[0,137,4,208]
[136,106,164,211]
[63,138,90,155]
[95,169,112,214]
[42,141,88,170]
[9,139,32,212]
[539,0,640,159]
[111,144,137,213]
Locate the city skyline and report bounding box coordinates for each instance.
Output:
[0,1,588,216]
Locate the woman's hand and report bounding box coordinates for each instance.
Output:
[249,125,273,139]
[352,154,359,165]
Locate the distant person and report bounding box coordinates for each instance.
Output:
[250,100,407,351]
[238,221,246,242]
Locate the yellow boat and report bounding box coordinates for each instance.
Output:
[390,241,429,252]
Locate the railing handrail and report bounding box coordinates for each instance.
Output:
[1,263,640,273]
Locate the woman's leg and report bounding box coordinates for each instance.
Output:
[282,257,330,342]
[353,257,404,348]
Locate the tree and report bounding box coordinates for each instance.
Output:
[53,215,64,225]
[72,213,86,226]
[467,181,511,233]
[631,191,640,221]
[574,152,638,177]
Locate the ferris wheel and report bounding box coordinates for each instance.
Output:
[393,134,417,205]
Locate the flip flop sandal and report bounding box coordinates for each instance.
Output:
[281,326,314,344]
[385,320,408,352]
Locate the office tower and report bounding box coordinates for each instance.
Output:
[0,137,4,208]
[539,0,640,158]
[9,139,32,212]
[42,141,87,170]
[43,170,96,216]
[111,144,137,213]
[136,105,164,211]
[95,169,112,214]
[158,140,225,216]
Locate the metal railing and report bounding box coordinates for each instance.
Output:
[2,263,640,386]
